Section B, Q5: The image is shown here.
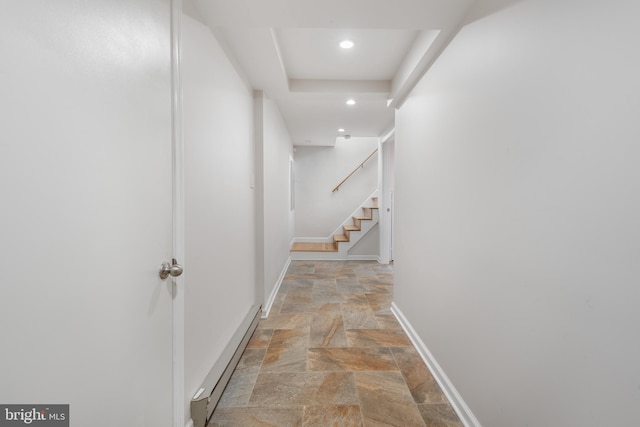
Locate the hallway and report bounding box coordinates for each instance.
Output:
[211,261,462,426]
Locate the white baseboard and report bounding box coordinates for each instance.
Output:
[390,302,482,427]
[292,236,332,243]
[262,256,291,318]
[290,252,343,261]
[290,252,380,261]
[346,255,380,261]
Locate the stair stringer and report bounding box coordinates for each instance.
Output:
[334,207,379,257]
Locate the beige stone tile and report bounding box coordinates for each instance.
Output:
[313,262,344,275]
[302,405,363,427]
[285,281,314,296]
[262,329,309,372]
[258,313,312,330]
[346,329,411,348]
[353,266,379,278]
[312,278,338,289]
[374,313,403,330]
[317,302,343,314]
[366,293,393,314]
[391,347,449,404]
[249,372,358,406]
[354,371,426,427]
[217,366,260,408]
[309,311,348,347]
[341,301,379,329]
[311,284,344,305]
[357,277,386,286]
[286,273,334,281]
[210,407,303,427]
[308,347,398,371]
[376,272,393,280]
[336,274,358,285]
[247,328,273,349]
[237,348,266,369]
[288,262,316,275]
[362,283,393,295]
[280,293,321,314]
[340,293,369,305]
[417,403,463,427]
[282,277,313,289]
[336,281,368,294]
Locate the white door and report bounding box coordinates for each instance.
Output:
[0,1,175,426]
[380,137,395,263]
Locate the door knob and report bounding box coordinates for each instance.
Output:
[160,258,184,279]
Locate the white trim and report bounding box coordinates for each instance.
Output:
[290,252,345,261]
[390,302,482,427]
[380,128,395,145]
[290,252,380,261]
[292,236,333,244]
[346,255,380,261]
[263,256,292,318]
[269,28,290,91]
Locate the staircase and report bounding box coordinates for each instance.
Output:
[291,193,379,260]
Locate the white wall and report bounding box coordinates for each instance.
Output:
[394,0,640,425]
[294,137,379,237]
[260,94,295,305]
[182,13,256,424]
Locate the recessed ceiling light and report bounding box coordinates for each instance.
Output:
[339,40,354,49]
[346,99,356,106]
[338,128,345,132]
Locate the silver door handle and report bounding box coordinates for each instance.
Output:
[160,259,184,279]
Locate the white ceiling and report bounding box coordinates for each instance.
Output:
[277,28,419,81]
[189,0,476,146]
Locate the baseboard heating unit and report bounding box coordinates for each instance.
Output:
[190,304,262,427]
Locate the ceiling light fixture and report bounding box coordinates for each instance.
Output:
[346,99,356,106]
[338,128,345,132]
[339,40,354,49]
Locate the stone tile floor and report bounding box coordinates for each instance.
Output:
[210,260,463,427]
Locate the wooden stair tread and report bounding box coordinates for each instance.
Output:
[344,225,360,231]
[290,242,338,252]
[333,234,349,242]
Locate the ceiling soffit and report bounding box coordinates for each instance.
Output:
[191,0,476,146]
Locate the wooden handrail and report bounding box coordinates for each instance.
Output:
[332,149,378,192]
